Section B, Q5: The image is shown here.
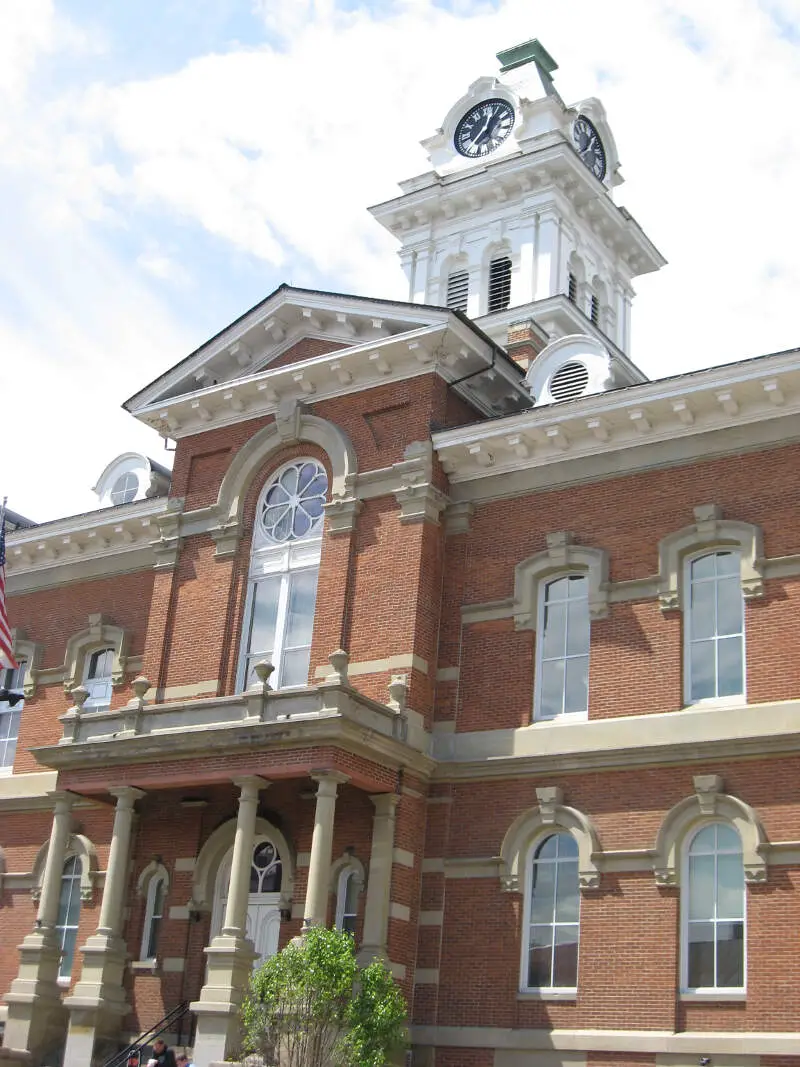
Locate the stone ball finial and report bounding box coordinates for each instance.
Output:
[132,676,150,701]
[327,649,349,684]
[253,661,275,689]
[70,685,90,710]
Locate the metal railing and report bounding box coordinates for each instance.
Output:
[102,1001,191,1067]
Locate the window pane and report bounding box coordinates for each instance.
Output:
[687,921,715,988]
[542,601,566,660]
[564,657,589,715]
[717,855,744,919]
[717,636,744,697]
[716,576,743,636]
[691,554,716,581]
[716,551,739,576]
[60,927,78,978]
[716,921,744,987]
[527,925,553,988]
[688,854,714,921]
[536,835,559,861]
[282,648,311,688]
[344,873,359,914]
[554,860,580,923]
[691,825,717,852]
[248,576,281,655]
[147,915,162,959]
[552,924,579,987]
[530,861,556,924]
[690,580,716,641]
[566,598,589,656]
[715,824,740,851]
[342,914,357,935]
[690,641,716,701]
[538,660,565,719]
[284,570,319,648]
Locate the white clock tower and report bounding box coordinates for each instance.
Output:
[370,39,665,374]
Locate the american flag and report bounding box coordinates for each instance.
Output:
[0,499,18,670]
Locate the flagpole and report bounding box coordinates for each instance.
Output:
[0,496,6,529]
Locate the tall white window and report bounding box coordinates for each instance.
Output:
[56,855,82,979]
[83,647,115,710]
[685,550,745,704]
[683,823,745,992]
[487,256,512,312]
[141,874,167,961]
[446,269,469,312]
[535,575,590,721]
[522,833,580,992]
[335,868,359,935]
[238,459,328,690]
[0,659,25,772]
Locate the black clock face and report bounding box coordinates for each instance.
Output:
[454,99,515,159]
[572,115,606,181]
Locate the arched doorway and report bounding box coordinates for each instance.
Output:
[211,837,283,966]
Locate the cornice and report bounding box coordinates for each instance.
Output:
[434,347,800,488]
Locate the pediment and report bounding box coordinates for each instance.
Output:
[125,285,451,413]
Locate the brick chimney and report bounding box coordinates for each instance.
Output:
[505,318,549,371]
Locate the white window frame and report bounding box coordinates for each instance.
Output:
[520,832,580,994]
[534,573,590,723]
[334,867,359,934]
[0,659,26,775]
[683,550,746,707]
[680,822,746,995]
[236,459,327,692]
[56,854,82,981]
[83,647,115,711]
[140,873,167,962]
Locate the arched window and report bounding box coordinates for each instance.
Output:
[141,873,167,961]
[238,459,328,691]
[589,294,600,325]
[446,270,469,313]
[535,575,590,721]
[685,550,745,704]
[56,855,82,978]
[487,256,512,312]
[83,647,115,710]
[567,272,578,303]
[522,833,580,991]
[0,658,26,771]
[110,472,139,505]
[335,867,359,935]
[250,840,282,893]
[683,823,745,992]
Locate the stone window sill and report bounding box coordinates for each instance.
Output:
[131,959,159,973]
[679,991,746,1002]
[518,989,577,1002]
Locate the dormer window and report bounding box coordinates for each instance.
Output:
[446,270,469,313]
[110,472,139,506]
[488,257,512,313]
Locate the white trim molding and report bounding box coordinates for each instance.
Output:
[513,532,610,629]
[652,773,767,887]
[8,630,43,698]
[499,786,602,892]
[657,505,764,611]
[60,614,130,695]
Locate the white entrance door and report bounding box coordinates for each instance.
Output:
[212,837,284,969]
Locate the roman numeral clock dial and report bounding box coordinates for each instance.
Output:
[454,99,515,159]
[572,115,607,181]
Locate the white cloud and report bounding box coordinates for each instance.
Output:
[3,0,800,522]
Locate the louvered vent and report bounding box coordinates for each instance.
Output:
[487,257,512,312]
[550,361,590,402]
[446,270,469,312]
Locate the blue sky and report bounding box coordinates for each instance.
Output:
[3,0,800,522]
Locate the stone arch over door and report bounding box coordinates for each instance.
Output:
[191,816,295,915]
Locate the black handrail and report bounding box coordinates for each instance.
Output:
[103,1001,191,1067]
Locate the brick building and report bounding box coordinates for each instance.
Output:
[3,38,800,1067]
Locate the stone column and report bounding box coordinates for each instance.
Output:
[2,792,75,1066]
[62,787,145,1067]
[358,794,399,965]
[191,777,269,1067]
[303,771,350,928]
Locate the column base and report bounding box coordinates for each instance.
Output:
[62,934,131,1067]
[2,929,68,1065]
[191,934,257,1067]
[356,943,389,968]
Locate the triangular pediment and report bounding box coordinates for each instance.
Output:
[125,285,455,413]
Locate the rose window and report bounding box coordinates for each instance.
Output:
[260,460,328,542]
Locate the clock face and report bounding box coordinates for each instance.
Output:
[572,115,606,181]
[454,99,515,159]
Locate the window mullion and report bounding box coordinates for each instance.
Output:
[551,857,559,988]
[273,574,291,686]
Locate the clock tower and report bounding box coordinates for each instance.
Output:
[370,39,665,365]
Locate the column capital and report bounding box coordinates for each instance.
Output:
[108,786,146,809]
[310,770,350,797]
[47,789,77,815]
[370,793,400,817]
[232,775,271,801]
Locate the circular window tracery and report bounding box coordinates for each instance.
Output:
[259,460,328,543]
